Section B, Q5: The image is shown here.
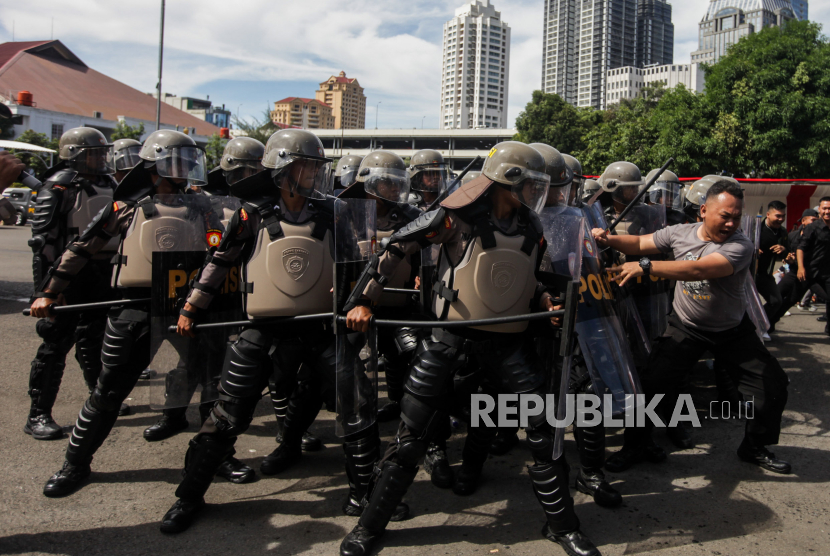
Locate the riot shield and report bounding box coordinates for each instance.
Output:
[334,198,379,437]
[538,206,584,459]
[574,218,642,417]
[618,204,670,350]
[148,194,243,410]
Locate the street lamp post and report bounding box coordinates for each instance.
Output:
[154,0,166,131]
[375,101,381,129]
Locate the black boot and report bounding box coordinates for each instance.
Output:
[302,431,323,452]
[43,460,91,497]
[737,439,791,474]
[139,368,157,380]
[575,468,622,508]
[340,461,418,556]
[160,498,206,534]
[216,456,257,484]
[260,443,302,475]
[24,413,63,440]
[162,434,235,533]
[530,462,599,556]
[118,403,131,417]
[144,409,189,441]
[605,440,666,473]
[453,425,493,495]
[666,423,695,450]
[452,462,483,496]
[424,443,454,489]
[64,400,119,472]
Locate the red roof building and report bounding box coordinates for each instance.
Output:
[0,40,219,143]
[270,97,334,129]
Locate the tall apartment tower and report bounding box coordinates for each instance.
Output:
[791,0,808,20]
[316,71,366,129]
[542,0,637,111]
[690,0,798,66]
[440,0,511,129]
[636,0,674,67]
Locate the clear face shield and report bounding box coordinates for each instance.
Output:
[647,181,685,211]
[362,167,411,204]
[339,166,360,189]
[224,160,264,186]
[545,183,573,208]
[411,166,450,194]
[611,183,643,207]
[511,169,551,214]
[72,147,115,175]
[155,145,208,186]
[109,145,142,172]
[274,157,331,200]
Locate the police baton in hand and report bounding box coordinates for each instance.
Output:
[0,103,43,190]
[607,157,674,233]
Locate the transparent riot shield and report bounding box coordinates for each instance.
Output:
[574,220,642,417]
[148,194,243,410]
[539,206,584,458]
[334,198,379,437]
[420,243,441,316]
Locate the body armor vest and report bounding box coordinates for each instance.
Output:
[377,229,412,307]
[67,186,120,252]
[244,221,333,319]
[116,202,202,288]
[434,230,538,333]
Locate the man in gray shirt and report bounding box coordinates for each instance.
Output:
[592,180,791,474]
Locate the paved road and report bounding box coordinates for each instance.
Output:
[0,224,828,556]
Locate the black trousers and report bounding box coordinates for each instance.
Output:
[28,260,117,416]
[755,273,782,325]
[625,314,789,448]
[770,272,808,326]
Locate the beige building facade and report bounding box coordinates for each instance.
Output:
[270,97,335,130]
[316,71,366,129]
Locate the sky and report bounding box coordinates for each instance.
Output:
[1,1,829,130]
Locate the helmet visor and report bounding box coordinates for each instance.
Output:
[339,165,360,189]
[155,145,207,186]
[647,181,685,210]
[411,166,450,194]
[224,161,264,185]
[74,147,115,175]
[274,157,331,200]
[511,169,551,214]
[611,183,643,206]
[109,145,142,172]
[363,167,410,204]
[545,183,572,208]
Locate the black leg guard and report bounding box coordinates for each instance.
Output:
[358,461,418,534]
[65,400,119,466]
[74,320,106,391]
[175,432,237,501]
[461,424,497,469]
[574,423,606,471]
[528,459,580,535]
[282,379,323,448]
[28,357,66,417]
[343,428,381,516]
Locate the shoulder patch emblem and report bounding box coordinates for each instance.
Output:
[240,208,249,221]
[113,202,120,211]
[444,216,452,229]
[206,229,223,247]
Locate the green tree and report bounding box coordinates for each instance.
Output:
[8,129,58,177]
[110,120,145,141]
[205,133,227,169]
[701,20,830,177]
[232,109,277,145]
[513,91,600,155]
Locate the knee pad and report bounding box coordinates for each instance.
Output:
[220,337,268,399]
[404,349,453,399]
[500,342,546,394]
[74,334,103,377]
[100,318,146,370]
[89,384,128,413]
[396,435,428,468]
[211,395,257,437]
[400,393,445,439]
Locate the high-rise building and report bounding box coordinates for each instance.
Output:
[690,1,798,66]
[636,0,674,68]
[316,71,366,129]
[440,0,510,129]
[271,97,335,130]
[542,0,638,111]
[791,0,808,20]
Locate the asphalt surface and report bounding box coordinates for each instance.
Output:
[0,223,828,556]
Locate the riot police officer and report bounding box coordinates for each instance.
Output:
[29,129,209,496]
[111,138,142,183]
[408,149,450,210]
[645,168,686,226]
[159,130,408,533]
[332,154,363,195]
[25,127,123,441]
[341,142,600,556]
[561,153,583,206]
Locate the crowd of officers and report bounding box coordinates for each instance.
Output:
[12,124,794,556]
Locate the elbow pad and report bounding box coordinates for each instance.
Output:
[30,187,64,235]
[388,208,447,248]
